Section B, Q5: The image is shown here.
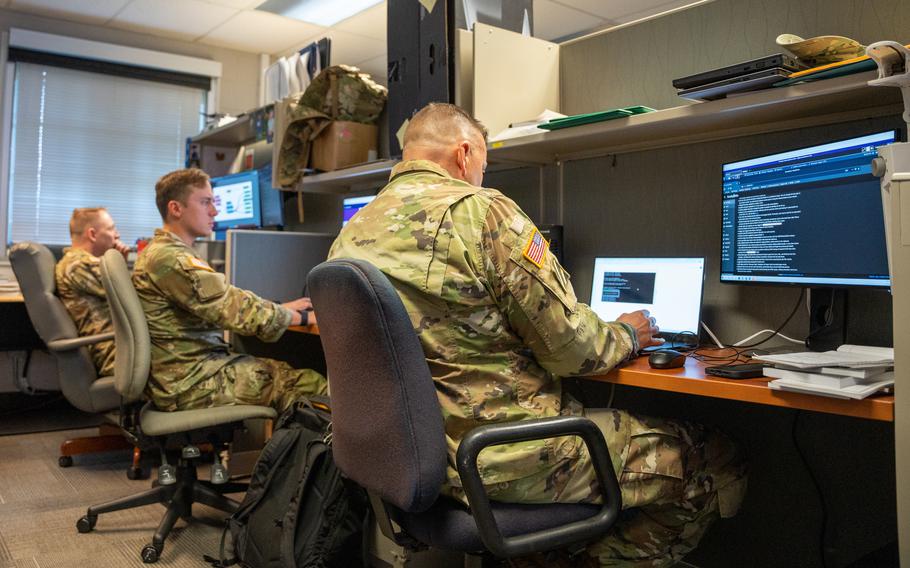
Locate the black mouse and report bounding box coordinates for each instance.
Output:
[648,349,687,369]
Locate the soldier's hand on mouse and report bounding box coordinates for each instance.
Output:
[617,309,664,350]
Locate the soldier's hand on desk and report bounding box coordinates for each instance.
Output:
[113,240,131,259]
[283,297,315,326]
[617,309,664,350]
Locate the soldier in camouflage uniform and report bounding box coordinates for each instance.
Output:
[328,103,747,567]
[132,168,326,412]
[55,207,131,377]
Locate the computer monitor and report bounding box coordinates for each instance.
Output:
[212,171,261,232]
[342,195,375,226]
[720,130,897,287]
[589,257,706,344]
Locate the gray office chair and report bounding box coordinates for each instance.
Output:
[308,259,622,562]
[76,249,277,563]
[8,242,140,473]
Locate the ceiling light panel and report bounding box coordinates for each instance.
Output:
[258,0,383,27]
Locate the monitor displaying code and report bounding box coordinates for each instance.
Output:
[720,130,895,287]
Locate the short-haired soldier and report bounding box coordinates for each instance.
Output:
[56,207,131,377]
[132,168,326,412]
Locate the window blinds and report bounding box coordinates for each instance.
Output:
[8,62,206,246]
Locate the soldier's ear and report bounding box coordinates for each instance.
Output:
[166,200,182,220]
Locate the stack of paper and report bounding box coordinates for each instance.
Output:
[754,345,894,400]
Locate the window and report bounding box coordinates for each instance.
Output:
[7,61,206,246]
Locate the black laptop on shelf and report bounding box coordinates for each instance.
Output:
[673,54,805,101]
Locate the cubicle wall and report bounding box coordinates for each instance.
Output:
[225,230,335,303]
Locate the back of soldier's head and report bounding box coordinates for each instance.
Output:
[155,168,210,221]
[403,103,488,151]
[69,207,107,239]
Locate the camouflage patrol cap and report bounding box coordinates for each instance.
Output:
[776,34,866,66]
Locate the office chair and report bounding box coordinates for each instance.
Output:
[8,242,141,475]
[307,259,622,563]
[76,249,277,563]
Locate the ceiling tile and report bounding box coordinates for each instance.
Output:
[8,0,130,24]
[611,0,704,24]
[200,9,325,54]
[532,0,607,42]
[202,0,265,8]
[291,29,384,66]
[333,1,386,41]
[354,53,387,85]
[554,0,700,21]
[110,0,238,41]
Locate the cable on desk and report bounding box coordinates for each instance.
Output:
[792,410,829,568]
[731,288,806,349]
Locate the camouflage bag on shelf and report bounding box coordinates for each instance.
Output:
[274,65,387,188]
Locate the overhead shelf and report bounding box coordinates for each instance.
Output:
[190,115,255,146]
[487,71,903,165]
[289,159,398,194]
[285,72,901,193]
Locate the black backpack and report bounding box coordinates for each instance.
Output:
[208,397,370,568]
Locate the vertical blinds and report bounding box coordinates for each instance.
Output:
[8,62,206,246]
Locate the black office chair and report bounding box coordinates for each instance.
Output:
[75,249,277,563]
[308,259,622,562]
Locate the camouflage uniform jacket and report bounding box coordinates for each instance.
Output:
[133,229,295,411]
[55,248,115,377]
[329,160,638,491]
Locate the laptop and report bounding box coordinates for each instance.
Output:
[672,53,803,90]
[588,257,706,351]
[676,68,791,101]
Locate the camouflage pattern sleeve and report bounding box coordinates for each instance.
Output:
[478,196,636,377]
[146,250,292,342]
[67,257,107,299]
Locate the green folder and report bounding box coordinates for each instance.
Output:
[539,106,656,131]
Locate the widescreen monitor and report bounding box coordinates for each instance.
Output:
[589,257,705,338]
[720,130,896,287]
[212,170,261,232]
[342,195,375,226]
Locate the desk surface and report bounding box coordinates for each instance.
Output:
[591,351,894,422]
[0,293,23,303]
[286,326,893,422]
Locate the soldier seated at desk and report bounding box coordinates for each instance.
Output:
[132,168,326,412]
[56,207,131,377]
[329,102,748,567]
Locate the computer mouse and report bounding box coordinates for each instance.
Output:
[648,349,687,369]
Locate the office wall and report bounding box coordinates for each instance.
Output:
[0,8,261,115]
[559,0,910,114]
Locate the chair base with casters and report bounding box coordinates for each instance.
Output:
[76,402,276,563]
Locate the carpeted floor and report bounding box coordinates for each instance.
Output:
[0,426,227,567]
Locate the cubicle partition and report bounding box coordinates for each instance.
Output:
[225,229,335,374]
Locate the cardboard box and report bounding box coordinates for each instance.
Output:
[311,121,378,172]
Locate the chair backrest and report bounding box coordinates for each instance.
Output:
[9,241,98,411]
[308,259,447,513]
[99,249,150,403]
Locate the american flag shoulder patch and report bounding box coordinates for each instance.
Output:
[522,228,548,268]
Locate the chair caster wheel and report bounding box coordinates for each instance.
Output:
[141,544,161,563]
[76,515,96,533]
[127,466,148,480]
[59,456,73,468]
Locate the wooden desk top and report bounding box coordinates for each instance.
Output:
[0,293,23,303]
[590,351,894,422]
[287,324,320,335]
[284,326,894,422]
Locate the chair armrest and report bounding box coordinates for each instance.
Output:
[46,331,115,352]
[455,415,621,558]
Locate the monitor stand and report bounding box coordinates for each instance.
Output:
[806,287,847,352]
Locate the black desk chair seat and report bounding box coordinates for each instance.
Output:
[308,259,622,560]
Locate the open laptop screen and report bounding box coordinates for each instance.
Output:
[589,257,705,337]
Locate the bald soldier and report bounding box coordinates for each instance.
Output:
[329,103,747,567]
[132,168,326,412]
[55,207,131,377]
